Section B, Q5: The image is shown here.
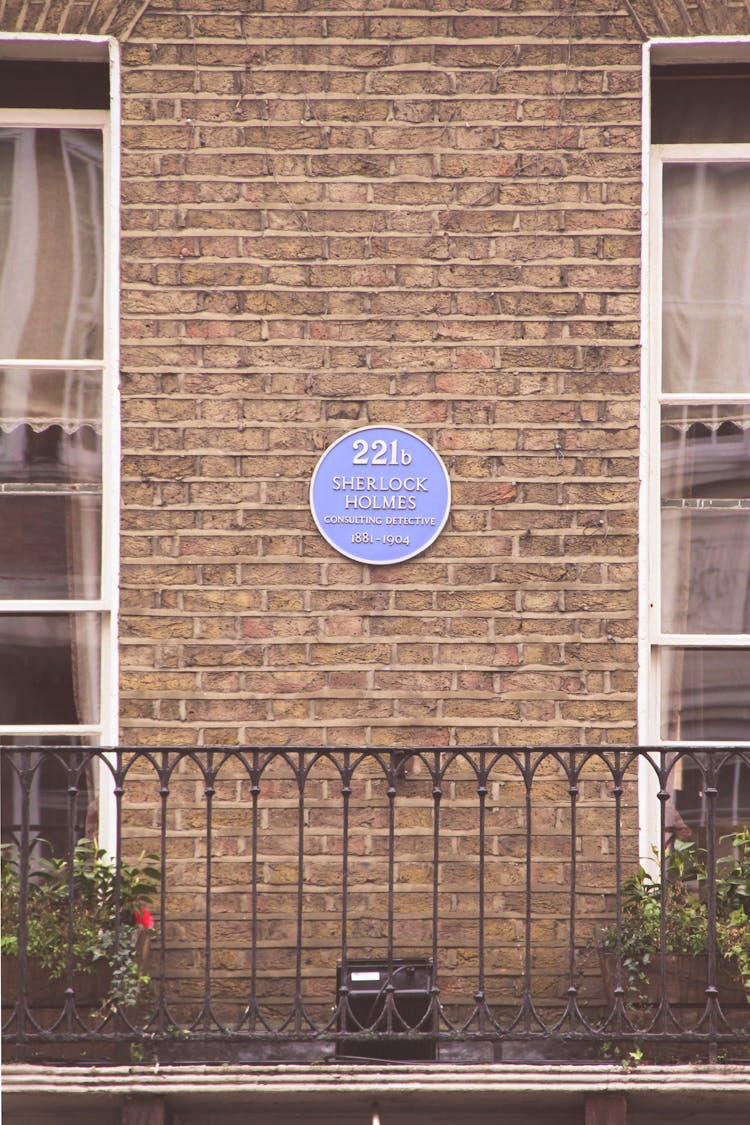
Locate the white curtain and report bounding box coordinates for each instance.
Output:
[663,162,750,395]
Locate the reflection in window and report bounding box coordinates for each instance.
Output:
[0,614,100,726]
[662,407,750,500]
[0,738,93,855]
[661,648,750,741]
[663,163,750,395]
[0,494,101,599]
[0,129,103,361]
[0,367,101,474]
[0,368,102,600]
[661,408,750,635]
[669,751,750,843]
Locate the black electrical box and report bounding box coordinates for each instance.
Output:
[336,957,436,1061]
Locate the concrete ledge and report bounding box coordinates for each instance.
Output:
[4,1063,750,1106]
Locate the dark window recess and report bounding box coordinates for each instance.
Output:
[0,61,108,109]
[652,65,750,143]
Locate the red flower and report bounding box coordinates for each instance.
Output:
[134,906,154,929]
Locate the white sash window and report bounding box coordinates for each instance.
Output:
[0,40,119,851]
[641,41,750,849]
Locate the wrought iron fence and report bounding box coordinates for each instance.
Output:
[3,745,750,1064]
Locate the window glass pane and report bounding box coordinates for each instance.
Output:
[661,406,750,633]
[661,508,750,633]
[652,71,750,144]
[1,739,96,853]
[0,368,101,482]
[661,405,750,499]
[670,751,750,839]
[0,614,100,725]
[0,367,102,433]
[0,494,101,599]
[0,422,101,483]
[0,128,103,360]
[662,163,750,394]
[661,647,750,740]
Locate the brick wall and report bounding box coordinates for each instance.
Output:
[115,2,650,752]
[1,0,749,757]
[4,0,750,1022]
[103,0,655,1010]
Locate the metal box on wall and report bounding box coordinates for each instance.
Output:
[336,957,436,1061]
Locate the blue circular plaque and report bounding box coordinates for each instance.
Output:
[310,425,451,565]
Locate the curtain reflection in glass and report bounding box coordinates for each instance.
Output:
[0,129,102,361]
[663,163,750,394]
[661,408,750,634]
[0,615,100,725]
[0,366,100,441]
[661,407,750,499]
[0,367,102,597]
[0,495,101,598]
[662,648,750,741]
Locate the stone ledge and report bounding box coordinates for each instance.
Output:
[6,1064,750,1125]
[5,1062,750,1099]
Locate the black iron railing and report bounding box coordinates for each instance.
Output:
[3,745,750,1064]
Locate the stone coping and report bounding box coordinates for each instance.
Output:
[4,1063,750,1101]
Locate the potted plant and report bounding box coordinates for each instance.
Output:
[599,832,750,1010]
[1,836,160,1013]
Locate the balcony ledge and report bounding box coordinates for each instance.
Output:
[4,1063,750,1122]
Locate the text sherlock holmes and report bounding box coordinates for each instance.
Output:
[310,426,450,564]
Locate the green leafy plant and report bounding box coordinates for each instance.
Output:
[602,832,750,1000]
[716,827,750,995]
[1,836,160,1009]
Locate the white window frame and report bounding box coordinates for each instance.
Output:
[0,36,120,848]
[639,37,750,858]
